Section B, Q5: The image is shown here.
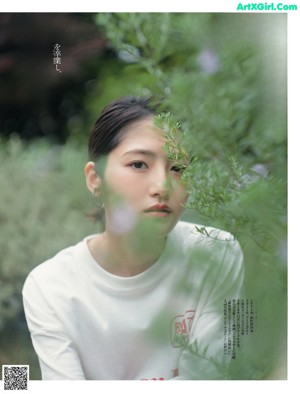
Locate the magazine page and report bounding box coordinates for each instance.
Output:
[0,1,296,393]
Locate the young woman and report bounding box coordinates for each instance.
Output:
[22,96,244,380]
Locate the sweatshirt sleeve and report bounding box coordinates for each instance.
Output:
[22,273,86,380]
[176,234,244,380]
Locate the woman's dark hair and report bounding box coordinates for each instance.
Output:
[88,96,159,162]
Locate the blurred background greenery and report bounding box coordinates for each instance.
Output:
[0,13,286,379]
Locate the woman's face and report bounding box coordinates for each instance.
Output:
[100,117,189,237]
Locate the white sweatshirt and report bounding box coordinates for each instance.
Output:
[22,221,244,380]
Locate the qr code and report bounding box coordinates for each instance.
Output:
[2,365,29,390]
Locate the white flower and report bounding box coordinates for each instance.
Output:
[109,202,137,234]
[197,48,220,75]
[117,45,140,64]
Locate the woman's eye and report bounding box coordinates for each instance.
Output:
[130,161,147,170]
[170,164,186,173]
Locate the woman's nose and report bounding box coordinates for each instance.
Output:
[148,170,170,199]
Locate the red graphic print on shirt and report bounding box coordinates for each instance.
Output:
[170,309,195,348]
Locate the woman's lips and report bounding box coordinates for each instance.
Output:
[144,204,172,216]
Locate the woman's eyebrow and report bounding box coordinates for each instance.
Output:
[122,149,158,158]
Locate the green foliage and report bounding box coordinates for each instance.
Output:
[90,13,286,172]
[91,13,287,379]
[154,112,189,167]
[0,136,97,331]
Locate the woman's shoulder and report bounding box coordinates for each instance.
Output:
[171,221,244,292]
[24,236,94,284]
[174,220,236,244]
[173,221,243,266]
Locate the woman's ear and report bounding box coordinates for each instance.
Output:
[84,161,101,196]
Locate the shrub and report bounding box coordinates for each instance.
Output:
[0,136,97,331]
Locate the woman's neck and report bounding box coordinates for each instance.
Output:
[88,229,167,277]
